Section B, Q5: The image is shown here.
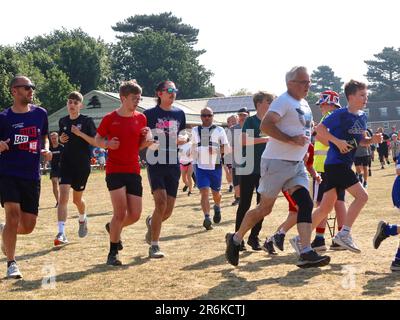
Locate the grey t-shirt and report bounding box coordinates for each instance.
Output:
[355,144,370,157]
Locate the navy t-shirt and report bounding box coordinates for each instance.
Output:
[144,105,186,165]
[322,107,367,166]
[0,105,48,181]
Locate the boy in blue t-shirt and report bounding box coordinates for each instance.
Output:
[311,80,382,254]
[373,156,400,271]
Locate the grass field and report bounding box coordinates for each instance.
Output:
[1,160,400,300]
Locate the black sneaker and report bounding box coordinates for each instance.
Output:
[263,239,278,255]
[311,237,327,251]
[183,185,188,192]
[297,250,330,268]
[247,237,262,251]
[213,205,221,224]
[239,240,247,252]
[391,260,400,272]
[368,169,372,176]
[203,218,213,230]
[225,233,240,266]
[272,233,285,251]
[373,221,389,249]
[107,252,122,266]
[105,223,123,251]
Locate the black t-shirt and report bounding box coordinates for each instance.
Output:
[58,114,96,166]
[50,144,64,170]
[378,133,390,152]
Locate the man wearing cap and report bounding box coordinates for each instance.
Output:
[310,90,347,251]
[229,107,249,206]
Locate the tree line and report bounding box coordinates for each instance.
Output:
[1,12,399,114]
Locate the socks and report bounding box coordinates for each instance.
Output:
[151,241,159,247]
[204,214,211,220]
[385,224,399,236]
[58,221,65,235]
[79,213,87,223]
[233,233,242,246]
[278,228,286,235]
[301,246,312,254]
[316,228,325,239]
[109,242,119,254]
[340,225,351,235]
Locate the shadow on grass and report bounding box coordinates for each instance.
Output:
[362,271,400,296]
[9,255,148,292]
[70,211,112,219]
[189,254,344,299]
[0,246,69,263]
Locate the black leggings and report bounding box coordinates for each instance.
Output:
[235,173,263,240]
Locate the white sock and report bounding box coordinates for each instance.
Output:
[340,225,351,234]
[58,221,65,235]
[151,241,159,247]
[79,213,87,222]
[279,228,286,235]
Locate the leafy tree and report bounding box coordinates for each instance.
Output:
[18,28,113,94]
[112,12,199,46]
[310,65,343,94]
[365,47,400,101]
[111,31,214,99]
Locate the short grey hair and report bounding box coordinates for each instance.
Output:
[285,66,308,84]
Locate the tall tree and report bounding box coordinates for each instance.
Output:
[112,12,199,46]
[310,65,343,94]
[111,31,214,99]
[18,28,113,94]
[365,47,400,101]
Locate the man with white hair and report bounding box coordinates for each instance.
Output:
[225,66,330,268]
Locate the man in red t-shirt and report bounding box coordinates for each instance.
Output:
[95,80,152,266]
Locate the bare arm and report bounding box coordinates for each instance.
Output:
[260,111,308,146]
[315,133,330,146]
[71,125,99,147]
[359,132,383,147]
[315,123,353,153]
[41,135,52,161]
[241,132,268,146]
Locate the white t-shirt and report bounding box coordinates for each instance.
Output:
[191,125,229,170]
[262,92,313,161]
[178,142,193,165]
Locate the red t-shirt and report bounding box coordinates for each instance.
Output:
[97,110,147,174]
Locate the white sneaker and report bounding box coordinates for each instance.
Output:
[54,233,69,246]
[6,262,23,279]
[289,236,302,257]
[0,223,5,256]
[333,232,361,253]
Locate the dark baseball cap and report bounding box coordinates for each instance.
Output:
[237,107,250,114]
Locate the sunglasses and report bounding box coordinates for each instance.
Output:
[201,114,213,118]
[162,88,179,94]
[13,84,36,91]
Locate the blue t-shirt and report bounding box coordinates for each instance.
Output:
[0,105,49,181]
[322,107,367,166]
[144,105,186,165]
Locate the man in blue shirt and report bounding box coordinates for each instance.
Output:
[0,76,52,279]
[312,80,382,253]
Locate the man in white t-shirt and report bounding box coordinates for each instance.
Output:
[225,66,330,268]
[192,107,229,230]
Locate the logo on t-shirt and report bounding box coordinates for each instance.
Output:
[348,120,365,135]
[296,108,312,136]
[156,118,179,136]
[14,135,29,145]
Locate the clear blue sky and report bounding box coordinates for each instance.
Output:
[1,0,399,96]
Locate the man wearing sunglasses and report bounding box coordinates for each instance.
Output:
[191,108,229,230]
[55,91,97,247]
[143,80,187,258]
[0,75,52,279]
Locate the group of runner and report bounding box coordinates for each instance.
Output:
[1,66,396,278]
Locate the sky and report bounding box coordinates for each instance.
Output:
[1,0,399,96]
